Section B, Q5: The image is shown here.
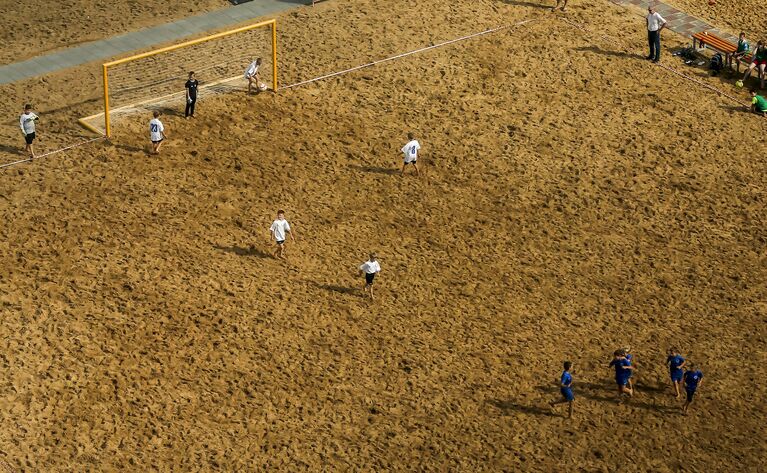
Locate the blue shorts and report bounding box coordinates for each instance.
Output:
[686,389,696,402]
[671,371,683,383]
[616,377,630,387]
[560,387,574,401]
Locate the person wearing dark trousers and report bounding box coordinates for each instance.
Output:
[185,71,198,119]
[646,6,667,63]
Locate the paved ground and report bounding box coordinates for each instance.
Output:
[0,0,309,85]
[610,0,737,42]
[0,0,736,85]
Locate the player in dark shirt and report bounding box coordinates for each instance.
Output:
[185,71,199,118]
[682,363,704,415]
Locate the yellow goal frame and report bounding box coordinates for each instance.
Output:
[79,18,278,137]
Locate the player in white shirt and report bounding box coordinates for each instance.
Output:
[19,104,39,158]
[149,110,167,155]
[269,210,296,259]
[400,132,421,176]
[358,253,381,300]
[245,58,262,95]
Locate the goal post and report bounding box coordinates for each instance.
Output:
[79,19,278,137]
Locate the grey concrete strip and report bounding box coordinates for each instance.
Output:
[0,0,309,84]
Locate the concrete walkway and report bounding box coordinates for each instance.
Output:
[0,0,739,86]
[610,0,737,43]
[0,0,308,85]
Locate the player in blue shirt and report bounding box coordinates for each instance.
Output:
[666,348,686,399]
[623,347,635,393]
[609,349,635,398]
[549,361,574,418]
[682,363,704,414]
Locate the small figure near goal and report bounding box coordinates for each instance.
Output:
[245,57,267,94]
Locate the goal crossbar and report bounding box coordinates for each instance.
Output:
[80,18,278,137]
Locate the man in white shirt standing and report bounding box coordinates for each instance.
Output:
[269,210,296,259]
[245,58,262,95]
[400,132,421,176]
[149,110,166,155]
[359,253,381,300]
[646,6,667,63]
[19,104,39,158]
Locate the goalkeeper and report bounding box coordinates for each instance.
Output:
[244,58,262,94]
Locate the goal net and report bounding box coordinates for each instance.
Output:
[79,19,277,137]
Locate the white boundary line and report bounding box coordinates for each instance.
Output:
[280,19,538,90]
[0,137,105,170]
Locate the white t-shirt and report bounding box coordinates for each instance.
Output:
[647,12,666,32]
[401,140,420,163]
[149,118,164,142]
[270,218,291,241]
[245,61,260,79]
[359,260,381,274]
[19,112,38,134]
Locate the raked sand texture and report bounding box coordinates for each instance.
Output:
[0,0,766,471]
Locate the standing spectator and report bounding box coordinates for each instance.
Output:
[19,104,39,159]
[742,40,767,90]
[149,110,166,155]
[185,71,199,119]
[646,6,667,63]
[549,361,575,419]
[245,58,262,95]
[682,362,704,415]
[666,347,686,399]
[749,89,767,117]
[400,132,421,176]
[269,210,296,259]
[358,253,381,300]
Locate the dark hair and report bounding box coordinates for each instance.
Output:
[256,58,262,64]
[750,89,758,94]
[740,32,746,36]
[407,132,414,140]
[24,103,32,110]
[189,71,195,76]
[563,361,572,370]
[613,349,623,356]
[277,209,284,214]
[153,110,160,118]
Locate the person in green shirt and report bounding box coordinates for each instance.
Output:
[729,32,749,70]
[742,40,766,90]
[750,89,767,117]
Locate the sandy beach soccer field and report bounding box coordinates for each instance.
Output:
[0,0,765,471]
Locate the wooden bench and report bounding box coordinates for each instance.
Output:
[692,31,760,76]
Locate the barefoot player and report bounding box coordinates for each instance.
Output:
[552,0,568,12]
[359,253,381,300]
[666,348,686,399]
[269,210,295,259]
[609,349,634,399]
[149,110,166,155]
[19,104,39,158]
[682,362,703,414]
[401,132,421,176]
[550,361,574,418]
[245,58,262,95]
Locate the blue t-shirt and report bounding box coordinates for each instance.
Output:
[684,370,703,391]
[561,371,572,388]
[609,358,631,380]
[667,355,685,376]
